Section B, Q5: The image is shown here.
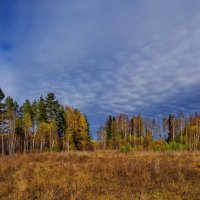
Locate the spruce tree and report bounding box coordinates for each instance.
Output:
[38,96,47,123]
[22,100,33,119]
[0,88,5,133]
[0,88,5,102]
[106,115,113,141]
[45,93,60,122]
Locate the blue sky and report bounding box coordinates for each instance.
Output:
[1,0,200,137]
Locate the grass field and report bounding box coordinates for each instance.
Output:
[0,151,200,200]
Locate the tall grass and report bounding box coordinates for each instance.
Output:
[0,151,200,199]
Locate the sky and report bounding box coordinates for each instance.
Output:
[1,0,200,137]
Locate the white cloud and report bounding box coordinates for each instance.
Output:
[1,0,200,134]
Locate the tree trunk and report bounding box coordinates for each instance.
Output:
[40,141,43,153]
[1,134,4,155]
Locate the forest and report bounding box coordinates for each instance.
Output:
[97,112,200,151]
[0,87,200,199]
[0,87,92,155]
[0,87,200,155]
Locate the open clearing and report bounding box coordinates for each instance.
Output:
[0,151,200,200]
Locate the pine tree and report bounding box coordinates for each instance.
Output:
[111,116,118,149]
[5,97,16,134]
[22,100,33,119]
[15,117,24,152]
[106,115,113,149]
[45,93,60,122]
[0,88,5,133]
[55,105,66,138]
[0,88,5,102]
[106,115,113,141]
[166,114,175,142]
[38,96,47,123]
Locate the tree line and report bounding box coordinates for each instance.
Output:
[0,88,92,155]
[97,112,200,151]
[1,87,200,155]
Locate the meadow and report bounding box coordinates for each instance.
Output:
[0,151,200,200]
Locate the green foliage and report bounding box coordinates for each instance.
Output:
[0,88,5,104]
[1,86,200,154]
[22,99,32,116]
[15,117,24,138]
[5,96,15,113]
[154,141,187,152]
[175,135,186,144]
[120,143,132,153]
[38,96,47,123]
[0,88,5,132]
[45,92,60,122]
[106,115,113,141]
[23,113,32,131]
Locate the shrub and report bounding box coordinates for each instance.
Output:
[120,143,132,153]
[162,141,187,152]
[153,140,187,152]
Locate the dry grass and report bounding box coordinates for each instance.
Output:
[0,151,200,200]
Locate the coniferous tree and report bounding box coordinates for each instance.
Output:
[163,114,177,142]
[0,88,5,155]
[55,105,66,141]
[111,116,118,149]
[4,97,16,134]
[38,96,47,123]
[106,116,112,139]
[22,100,33,118]
[46,93,59,122]
[0,88,5,133]
[0,88,5,102]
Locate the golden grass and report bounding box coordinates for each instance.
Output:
[0,151,200,200]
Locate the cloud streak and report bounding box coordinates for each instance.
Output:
[0,0,200,136]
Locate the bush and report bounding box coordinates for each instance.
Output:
[120,143,132,153]
[162,141,187,152]
[153,140,187,152]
